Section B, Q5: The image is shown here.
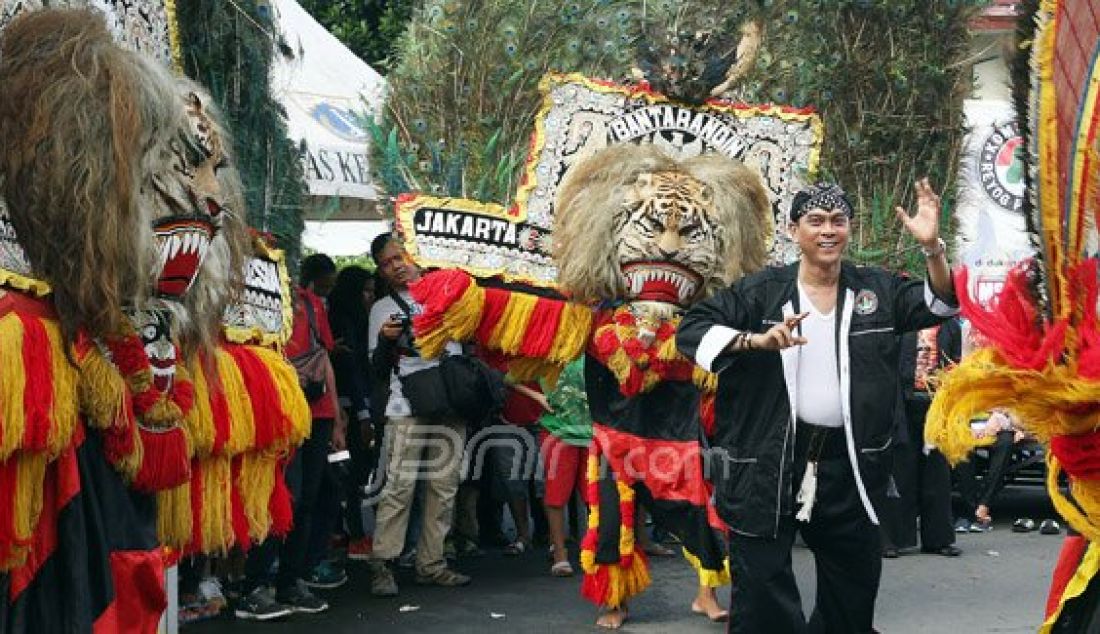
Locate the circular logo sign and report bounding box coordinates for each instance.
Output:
[854,289,879,316]
[978,120,1025,213]
[310,102,369,143]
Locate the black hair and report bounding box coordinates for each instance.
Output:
[300,253,337,286]
[328,265,374,327]
[370,233,395,265]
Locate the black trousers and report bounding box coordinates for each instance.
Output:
[244,418,334,593]
[894,401,955,549]
[728,425,882,634]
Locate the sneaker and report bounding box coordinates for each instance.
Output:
[369,561,399,597]
[954,518,970,534]
[415,567,471,587]
[348,536,373,561]
[276,580,329,614]
[234,587,293,621]
[198,577,228,610]
[304,560,348,589]
[397,548,417,569]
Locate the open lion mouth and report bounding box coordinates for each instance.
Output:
[152,215,215,299]
[621,261,703,306]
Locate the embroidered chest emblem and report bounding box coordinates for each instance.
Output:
[854,290,879,316]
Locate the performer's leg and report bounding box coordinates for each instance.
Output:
[727,520,803,634]
[800,457,882,634]
[692,583,729,622]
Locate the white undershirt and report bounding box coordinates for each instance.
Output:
[796,282,844,428]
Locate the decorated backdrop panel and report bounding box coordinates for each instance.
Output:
[395,194,553,286]
[398,72,823,285]
[0,0,178,65]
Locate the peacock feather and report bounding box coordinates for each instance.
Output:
[370,0,775,210]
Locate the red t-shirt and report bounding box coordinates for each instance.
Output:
[286,287,335,419]
[501,382,544,426]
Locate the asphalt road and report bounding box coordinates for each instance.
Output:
[192,486,1063,633]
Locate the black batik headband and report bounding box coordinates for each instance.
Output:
[790,183,854,222]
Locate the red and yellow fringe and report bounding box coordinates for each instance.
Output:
[409,269,594,380]
[590,307,717,397]
[0,295,80,571]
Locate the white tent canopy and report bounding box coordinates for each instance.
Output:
[270,0,386,216]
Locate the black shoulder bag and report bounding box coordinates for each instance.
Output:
[389,292,505,423]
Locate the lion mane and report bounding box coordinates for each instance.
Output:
[553,143,772,303]
[0,9,248,350]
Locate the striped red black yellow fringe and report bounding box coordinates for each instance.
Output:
[579,440,651,608]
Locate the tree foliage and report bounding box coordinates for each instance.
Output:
[365,0,984,273]
[177,0,307,265]
[735,0,988,272]
[297,0,414,73]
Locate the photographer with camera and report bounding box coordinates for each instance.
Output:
[365,234,471,596]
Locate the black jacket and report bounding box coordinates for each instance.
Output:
[676,262,957,538]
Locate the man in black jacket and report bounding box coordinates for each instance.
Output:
[677,180,957,634]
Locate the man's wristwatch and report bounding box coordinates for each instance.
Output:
[921,238,946,258]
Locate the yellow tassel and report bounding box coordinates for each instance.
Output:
[43,322,78,458]
[416,282,486,360]
[156,482,192,548]
[616,480,635,559]
[237,450,279,540]
[603,553,652,609]
[693,367,718,393]
[602,347,634,388]
[0,314,27,460]
[505,357,563,386]
[656,332,679,361]
[185,358,217,459]
[490,292,539,355]
[580,548,597,575]
[549,305,594,364]
[581,451,601,575]
[13,452,47,550]
[198,456,235,554]
[248,346,311,447]
[682,547,731,588]
[215,347,256,456]
[1046,457,1100,542]
[77,350,128,432]
[143,398,183,429]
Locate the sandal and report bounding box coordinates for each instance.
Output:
[1012,518,1037,533]
[550,560,574,577]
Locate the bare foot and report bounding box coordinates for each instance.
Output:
[596,608,628,629]
[692,587,729,622]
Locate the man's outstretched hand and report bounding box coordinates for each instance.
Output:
[896,178,942,250]
[748,312,809,351]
